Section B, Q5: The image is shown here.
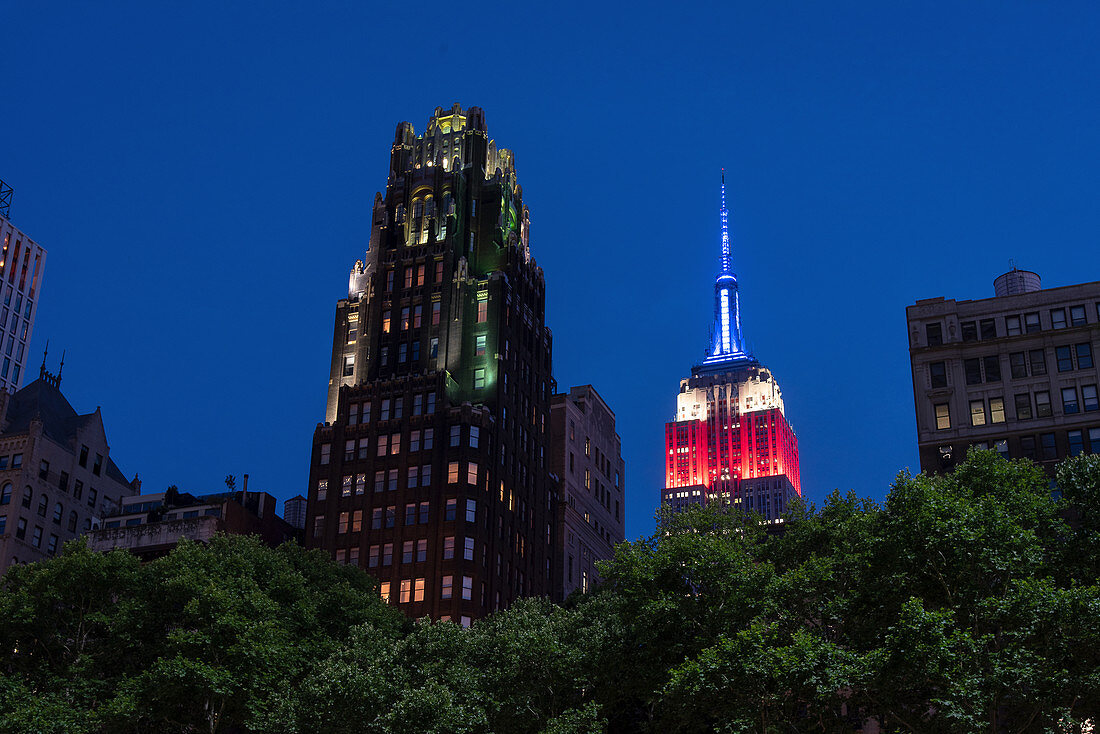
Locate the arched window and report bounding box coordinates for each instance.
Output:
[0,482,10,505]
[53,502,63,525]
[395,204,405,224]
[68,511,78,532]
[22,486,32,508]
[411,198,423,219]
[37,494,47,517]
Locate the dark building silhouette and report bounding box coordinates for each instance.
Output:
[908,269,1100,474]
[306,105,556,625]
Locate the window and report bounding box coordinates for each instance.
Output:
[47,534,57,555]
[36,494,47,517]
[72,481,82,501]
[461,575,473,600]
[338,511,349,534]
[384,506,395,528]
[393,399,403,419]
[432,302,441,325]
[79,445,88,468]
[430,337,439,359]
[1035,391,1052,418]
[39,460,49,480]
[426,394,436,415]
[1009,352,1027,379]
[358,438,369,460]
[405,503,417,525]
[382,543,393,566]
[444,536,455,559]
[929,361,947,388]
[1083,385,1099,412]
[381,399,390,420]
[450,425,461,447]
[377,435,388,457]
[1057,346,1074,372]
[388,469,398,491]
[934,403,950,430]
[979,319,997,339]
[93,454,102,477]
[477,299,488,323]
[345,440,355,462]
[398,343,407,363]
[371,508,382,529]
[399,579,412,603]
[1076,343,1093,369]
[416,538,427,562]
[1040,432,1057,460]
[419,501,429,524]
[983,356,1001,382]
[0,515,5,535]
[343,355,354,377]
[442,575,453,599]
[1006,316,1021,336]
[1069,430,1085,457]
[926,323,943,346]
[465,499,476,523]
[87,488,97,509]
[960,321,977,342]
[1025,313,1041,333]
[380,582,391,603]
[51,502,62,525]
[0,483,8,505]
[969,400,986,426]
[474,369,485,390]
[989,397,1005,423]
[373,470,385,493]
[1062,387,1079,414]
[413,305,422,328]
[963,359,981,385]
[995,439,1009,459]
[469,426,479,449]
[352,509,362,532]
[445,498,457,521]
[1052,308,1067,329]
[1029,349,1047,376]
[1071,305,1088,327]
[1015,393,1032,420]
[421,464,431,486]
[467,462,478,486]
[463,536,475,561]
[402,540,414,563]
[1091,428,1100,454]
[382,310,391,333]
[448,462,459,483]
[320,443,331,465]
[15,517,25,539]
[11,454,20,469]
[475,334,487,356]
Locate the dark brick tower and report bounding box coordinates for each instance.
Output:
[306,105,556,624]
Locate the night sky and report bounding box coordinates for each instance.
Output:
[6,2,1100,540]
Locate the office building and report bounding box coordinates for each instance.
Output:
[0,179,46,393]
[907,269,1100,474]
[549,384,624,599]
[661,175,801,522]
[0,364,139,567]
[306,105,556,624]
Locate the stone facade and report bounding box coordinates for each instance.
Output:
[907,271,1100,474]
[549,385,624,599]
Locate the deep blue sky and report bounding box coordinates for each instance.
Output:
[6,2,1100,540]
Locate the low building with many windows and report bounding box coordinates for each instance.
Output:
[907,269,1100,474]
[0,365,139,568]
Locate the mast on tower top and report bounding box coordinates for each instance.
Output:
[697,171,752,373]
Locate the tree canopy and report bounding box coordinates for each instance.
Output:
[2,450,1098,733]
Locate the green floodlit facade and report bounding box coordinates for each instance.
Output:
[306,105,556,624]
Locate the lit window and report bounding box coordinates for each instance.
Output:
[442,575,453,599]
[448,462,459,483]
[443,536,454,559]
[970,400,986,426]
[400,579,412,604]
[474,369,485,389]
[382,311,391,333]
[467,462,478,486]
[477,299,488,323]
[934,403,950,430]
[380,582,391,602]
[475,335,486,356]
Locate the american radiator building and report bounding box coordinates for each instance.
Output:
[661,176,801,521]
[306,105,556,624]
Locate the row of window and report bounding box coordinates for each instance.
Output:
[383,260,446,292]
[313,498,478,536]
[319,462,481,500]
[931,344,1095,388]
[379,574,473,604]
[0,515,60,555]
[0,482,100,513]
[935,385,1100,429]
[358,535,478,568]
[952,426,1100,462]
[925,302,1100,346]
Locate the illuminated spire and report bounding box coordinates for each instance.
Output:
[700,170,751,370]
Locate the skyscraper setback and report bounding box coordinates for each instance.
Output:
[661,176,800,520]
[306,105,556,624]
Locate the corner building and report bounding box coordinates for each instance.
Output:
[661,176,800,521]
[907,269,1100,474]
[307,105,555,624]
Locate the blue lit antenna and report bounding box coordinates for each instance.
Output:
[699,169,751,371]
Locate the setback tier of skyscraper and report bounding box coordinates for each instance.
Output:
[305,105,559,624]
[661,175,801,522]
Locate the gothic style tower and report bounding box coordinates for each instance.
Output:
[306,105,556,624]
[661,175,800,521]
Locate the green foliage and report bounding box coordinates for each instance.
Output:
[2,450,1099,732]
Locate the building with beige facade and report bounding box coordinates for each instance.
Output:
[907,269,1100,474]
[0,365,139,567]
[0,179,47,393]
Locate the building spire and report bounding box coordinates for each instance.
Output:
[699,171,751,371]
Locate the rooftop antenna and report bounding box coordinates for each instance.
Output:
[0,179,11,220]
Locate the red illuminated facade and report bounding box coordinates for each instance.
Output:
[660,177,800,520]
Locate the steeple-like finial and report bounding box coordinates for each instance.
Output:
[697,171,752,372]
[40,340,49,379]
